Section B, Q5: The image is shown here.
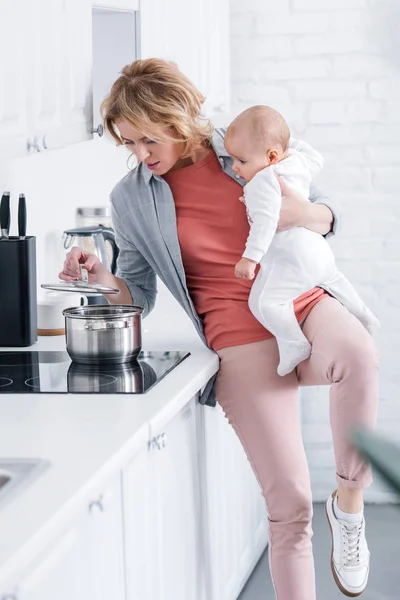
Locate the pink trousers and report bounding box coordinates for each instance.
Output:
[216,298,379,600]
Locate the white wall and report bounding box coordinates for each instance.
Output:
[231,0,400,502]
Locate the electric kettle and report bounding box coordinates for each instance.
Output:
[63,225,119,274]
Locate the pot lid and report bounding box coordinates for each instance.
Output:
[41,281,119,295]
[41,264,119,295]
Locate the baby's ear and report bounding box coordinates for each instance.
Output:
[268,149,279,164]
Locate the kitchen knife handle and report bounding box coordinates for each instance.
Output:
[0,191,11,237]
[18,194,27,238]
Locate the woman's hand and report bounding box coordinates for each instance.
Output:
[58,246,134,305]
[58,247,104,282]
[276,176,311,232]
[276,176,333,235]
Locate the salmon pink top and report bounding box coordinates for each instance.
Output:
[163,150,327,351]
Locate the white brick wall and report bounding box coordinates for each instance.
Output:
[230,0,400,503]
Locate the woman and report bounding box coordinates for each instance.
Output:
[60,59,378,600]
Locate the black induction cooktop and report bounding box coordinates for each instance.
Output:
[0,350,190,394]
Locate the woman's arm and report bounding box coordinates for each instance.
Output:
[109,204,158,315]
[302,202,333,236]
[276,177,339,237]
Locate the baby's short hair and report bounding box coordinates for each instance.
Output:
[229,105,290,152]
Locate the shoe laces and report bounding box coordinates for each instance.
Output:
[341,520,363,567]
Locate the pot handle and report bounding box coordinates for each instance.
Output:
[84,320,132,331]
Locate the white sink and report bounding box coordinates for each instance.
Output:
[0,459,50,511]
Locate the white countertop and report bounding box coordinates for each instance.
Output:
[0,328,219,585]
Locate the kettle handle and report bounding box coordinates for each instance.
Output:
[63,233,76,250]
[101,229,119,274]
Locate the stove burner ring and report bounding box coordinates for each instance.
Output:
[69,373,119,387]
[25,377,41,389]
[0,377,13,388]
[25,373,119,389]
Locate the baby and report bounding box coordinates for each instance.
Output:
[224,105,379,376]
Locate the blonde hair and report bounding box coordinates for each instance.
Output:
[227,105,290,152]
[101,58,214,158]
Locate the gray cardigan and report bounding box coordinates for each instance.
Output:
[110,128,340,406]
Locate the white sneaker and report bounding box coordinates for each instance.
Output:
[325,490,370,597]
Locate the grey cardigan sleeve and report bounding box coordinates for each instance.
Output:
[309,182,340,239]
[111,203,157,317]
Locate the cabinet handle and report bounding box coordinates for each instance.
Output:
[27,136,46,153]
[150,434,167,450]
[91,124,104,137]
[151,435,161,450]
[88,496,104,513]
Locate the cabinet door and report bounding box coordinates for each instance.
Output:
[123,397,205,600]
[25,0,65,152]
[199,403,268,600]
[198,0,230,118]
[85,474,126,600]
[139,0,200,87]
[15,518,93,600]
[61,0,93,147]
[7,475,125,600]
[139,0,230,118]
[0,1,30,159]
[26,0,93,152]
[150,398,204,600]
[122,445,156,600]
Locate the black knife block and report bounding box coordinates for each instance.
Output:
[0,236,37,347]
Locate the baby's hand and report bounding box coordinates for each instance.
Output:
[239,195,245,204]
[235,257,257,280]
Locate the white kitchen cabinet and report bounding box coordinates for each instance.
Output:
[123,396,205,600]
[139,0,230,118]
[4,475,125,600]
[92,6,138,132]
[0,390,269,600]
[121,444,154,600]
[26,0,93,153]
[195,0,231,118]
[0,0,93,161]
[0,2,29,159]
[198,403,268,600]
[85,474,126,600]
[1,0,228,162]
[11,525,92,600]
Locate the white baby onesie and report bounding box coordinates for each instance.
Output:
[243,138,379,377]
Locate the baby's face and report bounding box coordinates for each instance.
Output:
[224,132,271,182]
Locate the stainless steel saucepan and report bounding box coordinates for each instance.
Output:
[62,305,143,364]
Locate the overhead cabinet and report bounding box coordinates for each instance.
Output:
[0,0,230,161]
[139,0,230,118]
[0,0,93,161]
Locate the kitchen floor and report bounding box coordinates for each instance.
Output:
[239,503,400,600]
